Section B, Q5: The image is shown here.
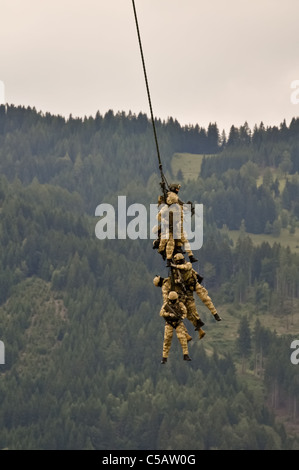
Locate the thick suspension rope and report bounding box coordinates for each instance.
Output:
[131,0,169,200]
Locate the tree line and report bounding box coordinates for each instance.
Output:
[0,105,298,449]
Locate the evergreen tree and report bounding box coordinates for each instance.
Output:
[236,316,251,373]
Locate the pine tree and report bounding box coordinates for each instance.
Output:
[236,316,251,373]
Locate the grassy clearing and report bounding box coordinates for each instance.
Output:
[194,297,299,359]
[172,153,299,253]
[171,153,217,182]
[223,228,299,254]
[256,167,290,192]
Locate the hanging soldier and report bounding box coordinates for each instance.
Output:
[153,183,198,266]
[159,291,192,364]
[171,253,222,322]
[153,273,206,340]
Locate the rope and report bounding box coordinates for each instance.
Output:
[131,0,169,199]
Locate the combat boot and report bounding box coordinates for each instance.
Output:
[194,319,205,331]
[183,354,191,361]
[186,333,192,342]
[189,255,198,263]
[161,357,167,364]
[198,328,206,340]
[175,246,185,255]
[214,313,222,321]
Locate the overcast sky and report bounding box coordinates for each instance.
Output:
[1,0,299,134]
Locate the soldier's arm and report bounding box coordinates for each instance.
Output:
[172,261,193,271]
[159,304,167,317]
[162,280,170,303]
[192,268,204,284]
[179,302,187,319]
[166,192,179,205]
[160,303,173,317]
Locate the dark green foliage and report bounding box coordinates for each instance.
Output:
[236,316,251,358]
[0,106,298,450]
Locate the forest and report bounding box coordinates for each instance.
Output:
[0,104,298,450]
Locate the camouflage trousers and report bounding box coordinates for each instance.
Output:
[195,283,217,316]
[176,231,193,257]
[159,232,193,260]
[159,234,175,260]
[185,297,201,328]
[162,322,189,358]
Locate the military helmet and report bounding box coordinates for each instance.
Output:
[153,276,161,287]
[169,183,181,192]
[173,253,185,262]
[168,291,178,301]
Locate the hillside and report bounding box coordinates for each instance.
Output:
[172,150,299,254]
[0,106,298,450]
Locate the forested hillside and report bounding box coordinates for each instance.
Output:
[0,105,298,450]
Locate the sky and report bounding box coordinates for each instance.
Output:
[1,0,299,135]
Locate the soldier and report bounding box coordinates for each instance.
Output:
[153,183,198,266]
[159,291,191,364]
[153,275,192,342]
[153,274,206,340]
[165,183,198,265]
[166,183,183,206]
[171,253,222,322]
[156,203,176,265]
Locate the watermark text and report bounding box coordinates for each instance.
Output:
[290,80,299,104]
[95,196,203,250]
[0,340,5,365]
[290,340,299,365]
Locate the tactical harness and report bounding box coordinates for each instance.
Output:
[164,302,184,329]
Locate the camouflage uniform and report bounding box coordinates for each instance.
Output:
[157,204,176,261]
[153,276,192,342]
[160,297,189,360]
[172,257,220,320]
[184,293,205,339]
[195,283,217,316]
[154,275,206,340]
[154,184,196,263]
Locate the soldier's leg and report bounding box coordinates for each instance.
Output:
[180,232,193,257]
[165,235,175,261]
[195,283,221,320]
[181,322,192,342]
[176,323,190,357]
[162,323,174,359]
[185,298,200,325]
[158,238,166,252]
[198,328,206,339]
[185,298,205,339]
[173,240,185,256]
[158,238,167,258]
[181,232,198,263]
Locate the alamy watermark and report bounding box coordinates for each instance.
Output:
[0,340,4,365]
[290,340,299,365]
[290,80,299,104]
[95,196,203,250]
